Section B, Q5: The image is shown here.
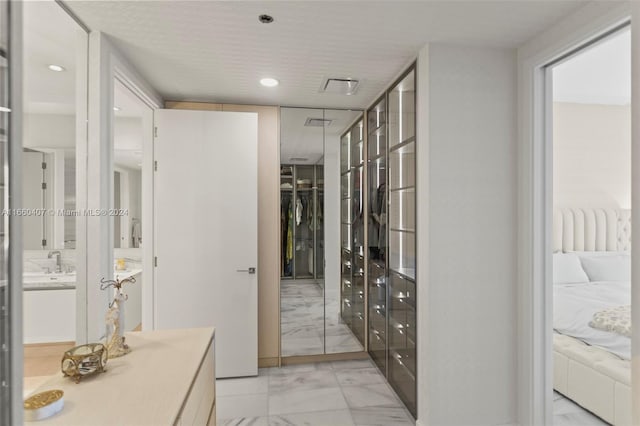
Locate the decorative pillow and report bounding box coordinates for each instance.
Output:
[579,254,630,282]
[553,253,589,284]
[589,305,631,338]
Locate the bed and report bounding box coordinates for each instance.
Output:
[553,208,632,425]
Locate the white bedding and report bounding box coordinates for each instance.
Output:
[553,280,631,360]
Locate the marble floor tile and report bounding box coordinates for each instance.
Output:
[269,362,333,376]
[281,324,319,339]
[281,336,324,356]
[553,392,609,425]
[217,393,269,419]
[341,384,402,409]
[219,417,270,426]
[269,386,349,415]
[331,359,375,370]
[326,335,365,353]
[350,406,415,426]
[217,375,269,396]
[335,368,386,386]
[553,395,591,416]
[553,412,609,426]
[280,279,362,357]
[269,409,355,426]
[269,369,339,393]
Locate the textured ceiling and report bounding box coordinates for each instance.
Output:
[65,0,592,109]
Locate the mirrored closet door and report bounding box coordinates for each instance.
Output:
[280,107,364,357]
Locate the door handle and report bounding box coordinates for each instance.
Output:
[236,267,256,274]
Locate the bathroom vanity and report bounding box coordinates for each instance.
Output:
[23,268,142,343]
[29,328,216,425]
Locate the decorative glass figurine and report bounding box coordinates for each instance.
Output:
[100,276,136,358]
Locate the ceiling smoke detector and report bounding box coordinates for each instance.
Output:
[321,78,359,95]
[304,118,332,127]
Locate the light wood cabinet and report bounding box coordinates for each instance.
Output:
[31,328,216,425]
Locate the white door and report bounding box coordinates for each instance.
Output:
[154,109,258,378]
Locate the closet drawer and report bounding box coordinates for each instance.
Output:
[389,273,416,311]
[389,351,416,416]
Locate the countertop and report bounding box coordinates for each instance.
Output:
[28,327,215,425]
[24,268,143,291]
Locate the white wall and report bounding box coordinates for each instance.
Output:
[553,102,631,208]
[23,113,75,149]
[324,133,340,299]
[417,44,518,425]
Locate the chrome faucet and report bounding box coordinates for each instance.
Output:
[47,250,62,273]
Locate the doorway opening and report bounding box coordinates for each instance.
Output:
[546,26,631,425]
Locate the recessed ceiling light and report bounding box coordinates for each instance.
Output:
[260,77,279,87]
[258,14,274,24]
[48,64,65,72]
[113,106,121,111]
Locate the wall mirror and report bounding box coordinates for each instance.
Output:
[22,0,88,387]
[280,107,365,356]
[111,79,147,332]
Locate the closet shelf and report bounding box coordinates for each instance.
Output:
[389,136,416,152]
[389,185,415,193]
[389,227,416,234]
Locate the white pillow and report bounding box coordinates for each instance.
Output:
[579,253,630,282]
[553,253,589,284]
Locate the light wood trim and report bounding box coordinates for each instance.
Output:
[165,101,222,111]
[281,351,369,366]
[23,341,75,349]
[258,357,279,368]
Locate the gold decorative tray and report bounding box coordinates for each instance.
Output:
[24,390,64,421]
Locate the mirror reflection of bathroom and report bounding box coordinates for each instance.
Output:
[22,0,87,387]
[280,107,365,356]
[112,79,148,332]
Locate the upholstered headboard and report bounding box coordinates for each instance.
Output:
[553,208,631,253]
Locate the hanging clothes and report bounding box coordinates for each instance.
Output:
[376,183,387,251]
[296,197,303,226]
[131,219,141,248]
[287,201,294,262]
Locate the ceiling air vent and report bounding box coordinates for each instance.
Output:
[304,118,332,127]
[289,157,308,162]
[321,78,359,95]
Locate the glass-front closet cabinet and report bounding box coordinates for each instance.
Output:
[339,65,417,417]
